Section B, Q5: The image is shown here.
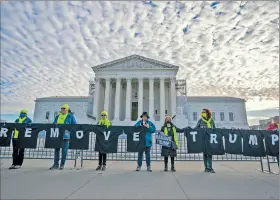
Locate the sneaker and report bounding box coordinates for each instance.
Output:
[147,166,152,172]
[136,166,141,171]
[164,166,168,171]
[96,165,102,170]
[49,165,59,170]
[9,165,16,170]
[101,165,106,171]
[171,167,176,172]
[209,168,215,173]
[59,165,64,170]
[204,168,210,172]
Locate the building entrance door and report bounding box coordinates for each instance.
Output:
[131,102,138,121]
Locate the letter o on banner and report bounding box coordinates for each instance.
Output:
[76,131,84,139]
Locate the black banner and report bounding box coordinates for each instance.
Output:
[17,124,44,149]
[0,123,14,147]
[223,129,242,154]
[241,130,266,157]
[68,124,92,150]
[44,124,65,148]
[94,126,123,153]
[0,123,278,157]
[185,128,205,153]
[262,130,279,156]
[124,126,146,152]
[204,128,225,155]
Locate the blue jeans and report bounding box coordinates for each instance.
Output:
[53,140,69,167]
[137,147,151,167]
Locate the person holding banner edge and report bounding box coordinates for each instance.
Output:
[161,116,185,172]
[49,104,77,170]
[266,116,279,166]
[135,112,156,172]
[196,109,216,173]
[96,111,112,171]
[9,109,32,170]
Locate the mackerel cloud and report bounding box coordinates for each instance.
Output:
[1,1,279,113]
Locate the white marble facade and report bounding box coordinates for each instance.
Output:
[92,55,179,125]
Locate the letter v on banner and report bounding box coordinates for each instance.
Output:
[104,131,111,140]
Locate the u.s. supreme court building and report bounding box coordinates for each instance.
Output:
[33,55,249,129]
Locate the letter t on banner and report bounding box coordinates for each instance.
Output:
[190,131,197,142]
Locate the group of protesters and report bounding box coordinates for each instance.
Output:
[8,104,279,172]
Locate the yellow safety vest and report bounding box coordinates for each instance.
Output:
[14,117,26,139]
[56,113,68,124]
[98,119,111,128]
[164,126,179,147]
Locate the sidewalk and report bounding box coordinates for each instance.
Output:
[1,159,279,199]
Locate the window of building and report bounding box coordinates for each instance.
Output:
[45,111,50,120]
[165,110,167,114]
[220,112,224,121]
[229,112,234,121]
[155,110,158,114]
[212,112,216,120]
[193,112,197,121]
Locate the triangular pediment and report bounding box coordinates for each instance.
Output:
[92,55,179,71]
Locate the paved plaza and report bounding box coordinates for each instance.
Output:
[0,159,279,199]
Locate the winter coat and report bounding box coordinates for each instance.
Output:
[134,120,156,147]
[195,117,216,129]
[160,123,184,157]
[14,117,32,139]
[53,113,77,139]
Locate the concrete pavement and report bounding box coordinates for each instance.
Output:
[1,159,279,199]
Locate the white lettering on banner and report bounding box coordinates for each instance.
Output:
[133,132,140,141]
[229,134,237,143]
[0,128,8,137]
[50,128,59,138]
[190,131,197,142]
[25,128,32,138]
[104,131,111,140]
[272,135,279,145]
[76,131,84,139]
[249,135,258,145]
[210,134,218,144]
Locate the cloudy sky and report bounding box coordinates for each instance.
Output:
[1,1,279,125]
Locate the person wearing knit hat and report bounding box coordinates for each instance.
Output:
[196,108,216,173]
[49,104,77,170]
[160,116,185,172]
[9,109,32,170]
[96,111,112,171]
[135,111,156,172]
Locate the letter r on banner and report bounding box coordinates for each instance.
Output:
[249,135,258,145]
[210,134,218,144]
[25,128,32,138]
[50,128,59,138]
[76,131,84,139]
[0,128,8,137]
[272,135,279,145]
[133,132,140,141]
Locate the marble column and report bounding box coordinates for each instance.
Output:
[114,78,121,121]
[93,77,100,121]
[138,78,143,119]
[125,78,132,121]
[104,78,111,113]
[170,78,176,117]
[160,77,165,122]
[149,78,154,120]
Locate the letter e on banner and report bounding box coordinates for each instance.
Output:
[272,134,279,145]
[0,128,8,137]
[50,128,59,138]
[133,132,140,141]
[104,131,111,141]
[249,135,258,145]
[25,128,32,138]
[76,131,84,139]
[190,131,197,142]
[210,134,218,144]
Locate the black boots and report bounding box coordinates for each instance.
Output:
[164,157,176,172]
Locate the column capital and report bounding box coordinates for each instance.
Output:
[149,77,155,81]
[95,77,101,81]
[126,78,132,82]
[159,77,166,81]
[170,77,176,82]
[105,77,111,82]
[138,77,143,81]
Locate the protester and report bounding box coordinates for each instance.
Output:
[49,104,77,170]
[135,112,156,172]
[160,116,184,172]
[96,111,111,171]
[266,116,279,166]
[9,109,32,169]
[196,108,216,173]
